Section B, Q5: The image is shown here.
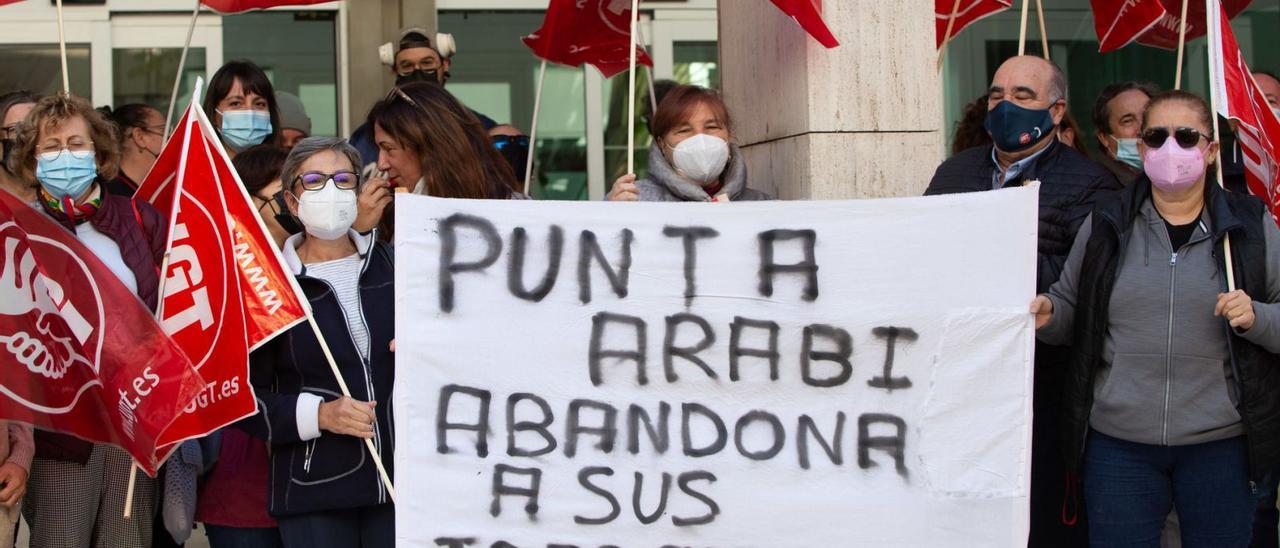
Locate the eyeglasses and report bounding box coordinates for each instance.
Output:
[396,61,439,76]
[295,170,359,191]
[137,125,166,136]
[1141,127,1209,149]
[36,140,95,161]
[256,192,281,215]
[493,135,530,150]
[1,124,20,140]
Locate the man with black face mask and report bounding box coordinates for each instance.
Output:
[350,27,499,172]
[925,55,1121,548]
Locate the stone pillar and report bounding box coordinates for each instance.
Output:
[344,0,437,133]
[718,0,943,199]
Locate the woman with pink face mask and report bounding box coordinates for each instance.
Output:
[1028,90,1280,545]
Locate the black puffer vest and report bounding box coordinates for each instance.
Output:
[1062,176,1280,483]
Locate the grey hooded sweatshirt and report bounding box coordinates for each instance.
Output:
[1039,198,1280,447]
[634,142,773,202]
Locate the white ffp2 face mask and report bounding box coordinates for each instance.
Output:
[668,134,730,184]
[297,180,358,240]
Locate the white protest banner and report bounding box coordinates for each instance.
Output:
[394,186,1038,547]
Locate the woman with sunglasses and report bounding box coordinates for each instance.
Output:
[101,103,165,196]
[1032,90,1280,545]
[11,93,168,546]
[365,81,519,240]
[239,136,395,548]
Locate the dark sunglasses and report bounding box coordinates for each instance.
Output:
[1141,126,1209,149]
[492,135,529,150]
[295,170,359,191]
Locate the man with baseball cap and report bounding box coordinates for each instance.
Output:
[350,26,499,169]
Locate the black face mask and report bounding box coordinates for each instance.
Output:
[493,135,530,183]
[271,191,305,235]
[396,69,442,87]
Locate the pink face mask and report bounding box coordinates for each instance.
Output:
[1143,139,1206,193]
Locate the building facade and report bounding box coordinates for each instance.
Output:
[1,0,1276,199]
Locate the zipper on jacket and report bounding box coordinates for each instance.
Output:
[303,439,317,473]
[1163,251,1177,446]
[302,245,387,502]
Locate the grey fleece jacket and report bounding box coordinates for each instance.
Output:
[635,142,773,202]
[1039,198,1280,447]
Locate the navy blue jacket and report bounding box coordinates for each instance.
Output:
[925,140,1122,293]
[239,232,395,517]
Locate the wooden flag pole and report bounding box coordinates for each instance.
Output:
[1174,0,1191,89]
[1018,0,1030,56]
[1203,0,1237,290]
[1035,0,1050,61]
[523,59,547,196]
[937,0,963,72]
[54,0,69,93]
[626,0,640,175]
[165,0,203,137]
[125,84,203,519]
[633,23,658,113]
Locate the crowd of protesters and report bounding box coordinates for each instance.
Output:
[3,18,1280,548]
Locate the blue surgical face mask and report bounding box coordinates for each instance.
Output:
[984,100,1056,153]
[218,109,272,151]
[36,149,98,199]
[1111,135,1143,171]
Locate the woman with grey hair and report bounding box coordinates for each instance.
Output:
[238,136,397,547]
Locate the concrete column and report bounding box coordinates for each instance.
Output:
[343,0,437,133]
[718,0,944,199]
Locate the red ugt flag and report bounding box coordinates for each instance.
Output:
[936,0,1012,48]
[200,0,331,13]
[0,191,204,476]
[1089,0,1253,52]
[136,96,308,458]
[523,0,653,78]
[1207,0,1280,225]
[769,0,840,48]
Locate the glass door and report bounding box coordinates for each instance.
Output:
[109,13,222,125]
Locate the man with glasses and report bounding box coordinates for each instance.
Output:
[350,26,500,174]
[925,55,1122,548]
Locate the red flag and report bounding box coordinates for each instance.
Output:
[769,0,840,48]
[523,0,653,78]
[1089,0,1252,52]
[135,96,308,455]
[1207,0,1280,225]
[0,191,203,476]
[937,0,1012,49]
[0,1,27,6]
[200,0,330,13]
